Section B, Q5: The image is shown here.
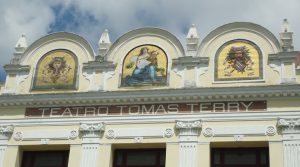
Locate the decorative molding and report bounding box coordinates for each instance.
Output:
[269,63,281,74]
[164,128,174,138]
[134,137,143,143]
[203,128,213,137]
[69,130,78,140]
[80,123,105,137]
[13,129,78,141]
[105,128,173,140]
[172,65,185,88]
[14,132,22,141]
[277,118,300,133]
[233,135,244,141]
[1,85,300,107]
[80,123,105,132]
[176,120,202,142]
[82,70,98,91]
[265,125,276,136]
[0,125,14,140]
[105,129,115,139]
[202,125,276,138]
[41,138,50,145]
[102,70,115,91]
[175,120,202,129]
[196,65,208,87]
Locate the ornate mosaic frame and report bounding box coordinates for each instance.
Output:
[32,49,78,90]
[214,39,263,82]
[121,44,168,87]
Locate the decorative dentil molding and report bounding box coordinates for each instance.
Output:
[0,125,14,139]
[80,123,105,137]
[277,118,300,133]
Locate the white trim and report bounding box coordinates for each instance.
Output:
[0,111,299,126]
[13,129,78,141]
[202,125,276,137]
[105,127,174,140]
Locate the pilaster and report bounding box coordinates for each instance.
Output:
[277,118,300,167]
[172,57,208,88]
[0,125,14,167]
[175,120,202,167]
[79,123,105,167]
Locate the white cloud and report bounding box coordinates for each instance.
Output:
[0,0,299,80]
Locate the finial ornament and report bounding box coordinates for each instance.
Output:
[98,29,111,60]
[9,33,28,64]
[279,19,294,52]
[186,24,199,57]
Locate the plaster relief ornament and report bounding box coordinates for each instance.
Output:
[215,40,263,81]
[33,49,78,90]
[121,45,168,87]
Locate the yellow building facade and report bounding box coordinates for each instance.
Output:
[0,21,300,167]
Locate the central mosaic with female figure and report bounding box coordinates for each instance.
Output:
[121,45,168,87]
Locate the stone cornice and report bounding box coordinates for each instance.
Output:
[3,64,30,75]
[82,61,116,71]
[172,56,209,66]
[0,85,300,107]
[269,51,299,62]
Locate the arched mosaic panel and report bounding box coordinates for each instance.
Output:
[215,40,263,81]
[121,45,168,87]
[32,49,78,90]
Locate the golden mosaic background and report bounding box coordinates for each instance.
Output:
[33,49,77,90]
[122,45,167,78]
[215,40,262,81]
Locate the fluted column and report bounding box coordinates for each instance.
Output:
[79,123,105,167]
[0,125,14,167]
[176,120,202,167]
[277,118,300,167]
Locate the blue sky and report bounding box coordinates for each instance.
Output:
[0,0,300,81]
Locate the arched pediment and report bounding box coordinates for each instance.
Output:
[106,27,185,62]
[198,22,281,57]
[20,32,95,65]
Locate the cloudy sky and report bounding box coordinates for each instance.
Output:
[0,0,299,81]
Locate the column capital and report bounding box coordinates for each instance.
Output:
[0,125,14,140]
[277,118,300,133]
[175,120,202,130]
[80,122,105,137]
